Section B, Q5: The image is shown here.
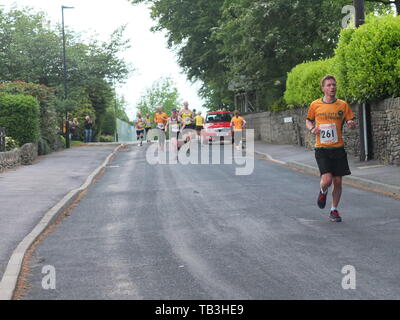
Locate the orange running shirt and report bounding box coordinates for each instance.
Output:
[154,112,168,124]
[231,116,245,131]
[307,98,355,148]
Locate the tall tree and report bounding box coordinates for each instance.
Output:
[130,0,230,109]
[135,77,181,117]
[130,0,391,111]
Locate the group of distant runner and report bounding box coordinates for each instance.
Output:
[132,101,246,151]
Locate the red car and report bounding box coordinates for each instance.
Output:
[202,111,233,144]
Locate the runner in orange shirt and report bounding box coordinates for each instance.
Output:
[306,75,357,222]
[231,110,245,151]
[154,106,168,151]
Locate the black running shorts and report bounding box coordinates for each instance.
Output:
[315,147,351,177]
[184,123,195,130]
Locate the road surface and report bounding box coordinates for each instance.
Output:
[20,143,400,299]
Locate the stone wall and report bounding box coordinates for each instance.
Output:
[245,97,400,165]
[370,98,400,165]
[0,143,38,172]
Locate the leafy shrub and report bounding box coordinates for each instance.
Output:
[0,81,59,150]
[284,58,335,107]
[283,14,400,107]
[334,14,400,102]
[37,137,51,155]
[99,135,115,143]
[59,135,66,148]
[0,93,40,145]
[5,136,19,151]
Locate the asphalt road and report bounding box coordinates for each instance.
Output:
[21,143,400,299]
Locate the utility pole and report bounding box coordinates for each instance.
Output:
[353,0,370,161]
[354,0,365,27]
[114,83,119,142]
[62,5,74,148]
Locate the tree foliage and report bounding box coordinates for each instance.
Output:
[135,77,181,117]
[130,0,391,111]
[0,6,132,142]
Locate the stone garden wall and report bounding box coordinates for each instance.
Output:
[0,143,38,172]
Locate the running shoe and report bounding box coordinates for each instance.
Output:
[317,190,327,209]
[329,210,342,222]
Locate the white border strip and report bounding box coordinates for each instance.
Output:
[0,144,123,300]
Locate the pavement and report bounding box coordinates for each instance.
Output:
[254,141,400,197]
[0,143,124,299]
[0,140,399,299]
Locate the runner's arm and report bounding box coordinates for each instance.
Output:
[306,118,320,135]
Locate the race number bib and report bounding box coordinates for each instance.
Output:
[320,123,338,144]
[157,123,165,130]
[171,124,179,133]
[137,121,144,129]
[184,117,191,124]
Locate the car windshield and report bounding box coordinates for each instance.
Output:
[206,113,232,123]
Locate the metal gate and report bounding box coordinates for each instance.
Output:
[116,119,136,143]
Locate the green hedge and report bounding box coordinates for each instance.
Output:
[335,14,400,102]
[0,82,59,150]
[284,58,335,107]
[0,93,40,145]
[284,14,400,107]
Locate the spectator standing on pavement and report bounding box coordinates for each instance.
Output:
[70,118,79,141]
[68,119,74,141]
[84,116,93,143]
[306,75,357,222]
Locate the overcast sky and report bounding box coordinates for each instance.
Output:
[2,0,207,119]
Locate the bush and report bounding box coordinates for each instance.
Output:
[99,135,115,143]
[334,14,400,102]
[0,93,40,145]
[5,136,19,151]
[37,137,51,155]
[0,82,59,150]
[59,135,66,148]
[284,58,335,107]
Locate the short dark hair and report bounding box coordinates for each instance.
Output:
[320,75,336,87]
